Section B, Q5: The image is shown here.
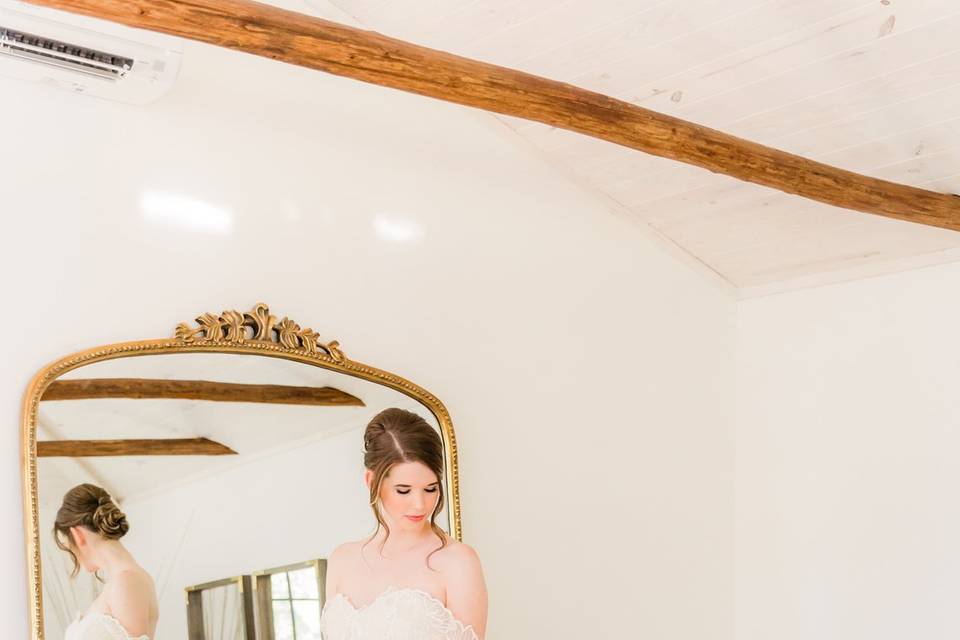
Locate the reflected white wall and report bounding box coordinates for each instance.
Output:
[122,426,370,640]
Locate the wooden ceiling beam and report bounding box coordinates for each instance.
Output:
[37,437,238,457]
[41,378,364,406]
[21,0,960,231]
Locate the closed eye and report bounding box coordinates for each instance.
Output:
[395,484,440,495]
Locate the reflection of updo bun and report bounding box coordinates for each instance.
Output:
[54,484,128,576]
[92,494,129,540]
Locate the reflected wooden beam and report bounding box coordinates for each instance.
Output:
[41,378,364,406]
[20,0,960,231]
[37,410,121,497]
[38,437,238,457]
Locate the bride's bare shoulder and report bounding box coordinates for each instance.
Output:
[431,539,482,571]
[111,566,155,595]
[329,539,367,567]
[433,539,487,633]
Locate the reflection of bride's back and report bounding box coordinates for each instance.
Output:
[319,408,487,640]
[54,484,158,640]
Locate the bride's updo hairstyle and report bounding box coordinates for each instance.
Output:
[364,408,447,558]
[53,483,129,576]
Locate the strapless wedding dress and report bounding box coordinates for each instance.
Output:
[64,612,150,640]
[319,586,478,640]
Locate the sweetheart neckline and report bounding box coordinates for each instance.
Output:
[324,586,477,637]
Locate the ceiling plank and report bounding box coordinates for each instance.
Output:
[41,378,364,406]
[37,437,238,457]
[20,0,960,232]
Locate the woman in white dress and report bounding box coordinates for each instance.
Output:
[320,408,488,640]
[53,484,158,640]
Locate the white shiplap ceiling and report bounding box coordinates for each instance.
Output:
[313,0,960,296]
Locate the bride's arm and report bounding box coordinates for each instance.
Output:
[442,543,488,640]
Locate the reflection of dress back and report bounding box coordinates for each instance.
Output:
[64,613,150,640]
[319,587,478,640]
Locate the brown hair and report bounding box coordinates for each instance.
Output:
[53,483,128,577]
[363,408,447,563]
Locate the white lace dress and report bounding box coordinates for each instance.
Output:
[319,587,478,640]
[64,613,150,640]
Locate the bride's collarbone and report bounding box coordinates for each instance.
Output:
[360,538,459,569]
[338,538,461,607]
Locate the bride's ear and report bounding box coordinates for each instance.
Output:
[69,526,86,548]
[364,469,373,491]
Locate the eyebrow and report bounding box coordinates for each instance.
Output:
[394,482,440,488]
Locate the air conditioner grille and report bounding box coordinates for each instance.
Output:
[0,25,133,80]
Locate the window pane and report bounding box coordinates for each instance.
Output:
[288,567,319,599]
[271,572,290,600]
[272,602,294,640]
[292,600,322,640]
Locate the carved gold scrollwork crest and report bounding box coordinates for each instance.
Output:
[174,303,345,362]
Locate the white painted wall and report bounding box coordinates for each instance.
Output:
[0,12,736,640]
[736,264,960,640]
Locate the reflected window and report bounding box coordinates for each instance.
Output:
[253,559,326,640]
[185,575,255,640]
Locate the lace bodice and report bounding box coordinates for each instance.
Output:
[319,587,478,640]
[64,613,150,640]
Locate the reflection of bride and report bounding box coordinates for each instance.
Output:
[53,484,158,640]
[320,408,488,640]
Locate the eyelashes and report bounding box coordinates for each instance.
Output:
[396,487,439,495]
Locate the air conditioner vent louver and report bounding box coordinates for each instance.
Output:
[0,3,182,104]
[0,25,133,81]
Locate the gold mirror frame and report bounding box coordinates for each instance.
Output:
[19,303,462,640]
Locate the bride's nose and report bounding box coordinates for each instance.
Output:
[412,491,426,510]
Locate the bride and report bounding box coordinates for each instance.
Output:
[53,484,158,640]
[320,408,488,639]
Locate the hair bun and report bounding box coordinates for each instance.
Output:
[92,498,129,540]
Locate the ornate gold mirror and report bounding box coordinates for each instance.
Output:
[21,303,461,640]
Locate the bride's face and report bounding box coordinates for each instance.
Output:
[374,461,440,531]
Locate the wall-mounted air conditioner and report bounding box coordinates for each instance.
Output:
[0,1,182,104]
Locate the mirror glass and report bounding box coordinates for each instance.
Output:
[35,352,447,640]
